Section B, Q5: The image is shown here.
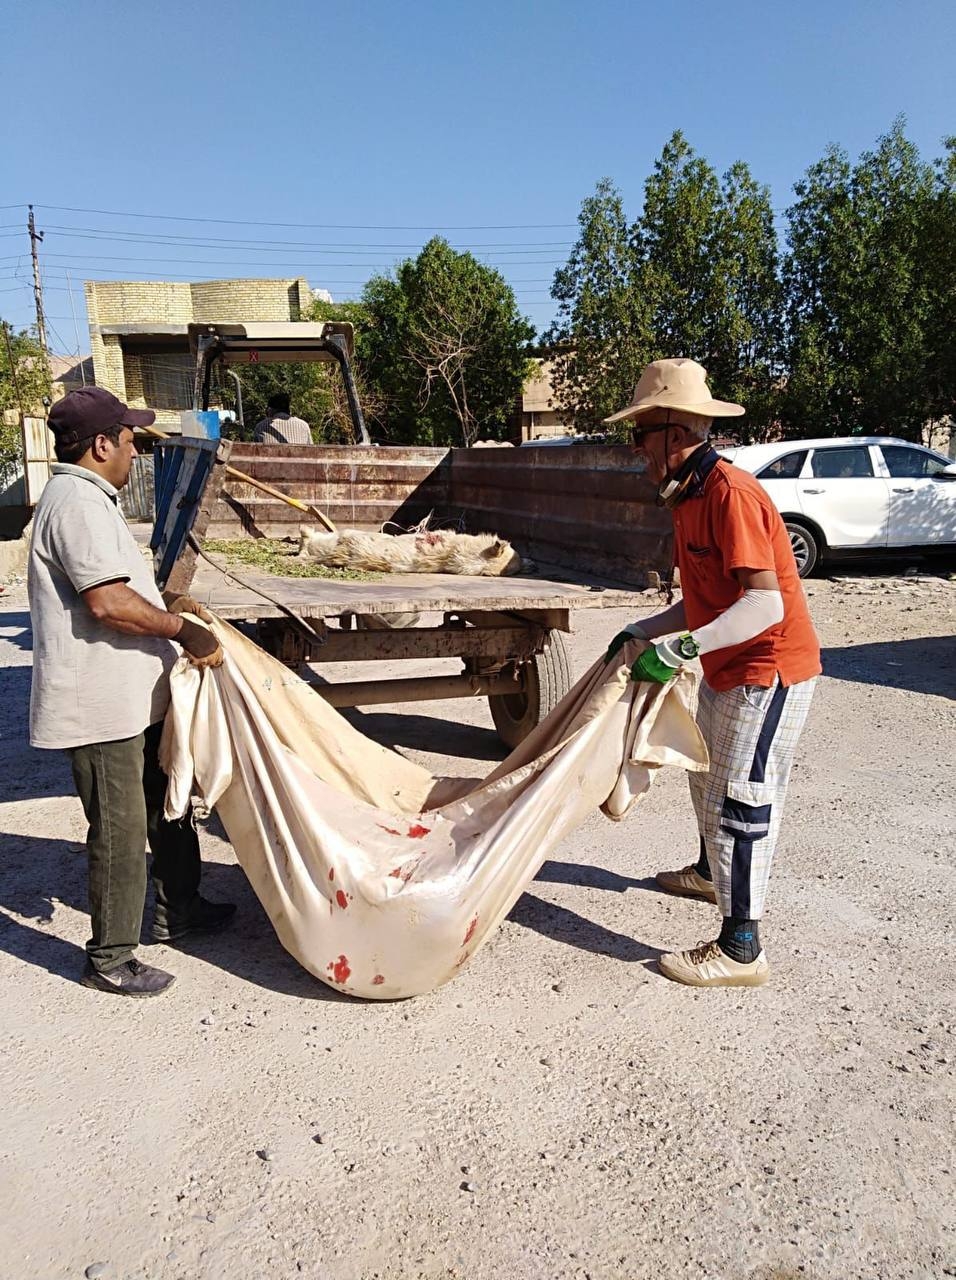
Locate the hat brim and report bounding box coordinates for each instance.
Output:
[121,407,157,427]
[604,397,745,424]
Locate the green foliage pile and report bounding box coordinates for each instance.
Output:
[202,538,380,582]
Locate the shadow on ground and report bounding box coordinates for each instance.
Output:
[535,859,659,895]
[823,635,956,699]
[341,706,508,762]
[508,892,664,963]
[0,831,347,1001]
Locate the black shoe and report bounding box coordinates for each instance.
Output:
[81,958,176,998]
[152,897,237,943]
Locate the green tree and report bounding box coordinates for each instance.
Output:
[547,139,784,438]
[0,323,51,488]
[708,162,784,438]
[634,131,724,365]
[361,237,535,446]
[920,137,956,427]
[782,119,938,441]
[545,178,649,431]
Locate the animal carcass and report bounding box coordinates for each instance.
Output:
[298,526,531,577]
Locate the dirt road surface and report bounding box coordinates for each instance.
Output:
[1,570,954,1280]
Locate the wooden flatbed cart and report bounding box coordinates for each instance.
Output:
[151,435,648,750]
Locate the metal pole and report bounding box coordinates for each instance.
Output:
[27,205,48,356]
[227,368,244,425]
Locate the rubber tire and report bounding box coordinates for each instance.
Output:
[785,520,820,578]
[489,631,572,749]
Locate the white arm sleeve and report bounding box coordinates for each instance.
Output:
[691,589,784,656]
[625,598,687,642]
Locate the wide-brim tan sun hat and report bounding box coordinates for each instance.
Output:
[604,358,745,423]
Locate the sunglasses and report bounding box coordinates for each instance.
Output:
[629,423,670,446]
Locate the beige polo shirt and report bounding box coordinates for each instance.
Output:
[28,464,177,750]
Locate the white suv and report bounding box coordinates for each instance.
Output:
[720,436,956,576]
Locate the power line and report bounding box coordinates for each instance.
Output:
[41,224,572,251]
[36,203,578,231]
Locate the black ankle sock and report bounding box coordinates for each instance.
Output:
[718,917,761,964]
[694,837,712,882]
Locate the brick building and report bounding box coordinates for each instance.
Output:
[85,277,314,428]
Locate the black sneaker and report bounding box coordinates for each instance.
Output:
[152,897,237,943]
[81,958,176,997]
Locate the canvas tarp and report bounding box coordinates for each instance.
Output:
[162,618,709,999]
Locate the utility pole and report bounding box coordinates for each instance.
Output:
[27,205,48,356]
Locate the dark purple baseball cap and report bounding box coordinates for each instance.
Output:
[48,386,156,447]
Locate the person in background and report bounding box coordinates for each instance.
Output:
[253,392,314,445]
[28,386,235,998]
[604,359,821,988]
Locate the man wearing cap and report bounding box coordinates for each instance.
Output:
[605,359,820,988]
[28,386,236,998]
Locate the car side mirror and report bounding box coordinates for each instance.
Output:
[937,463,956,480]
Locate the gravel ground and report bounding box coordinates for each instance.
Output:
[0,567,954,1280]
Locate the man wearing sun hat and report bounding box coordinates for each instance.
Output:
[28,386,235,998]
[604,359,820,988]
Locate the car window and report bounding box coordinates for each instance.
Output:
[757,450,807,480]
[880,445,949,478]
[810,447,874,479]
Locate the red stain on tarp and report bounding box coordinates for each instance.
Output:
[378,824,401,837]
[372,974,385,985]
[328,867,335,881]
[335,889,349,910]
[463,914,478,945]
[407,823,430,839]
[327,955,351,983]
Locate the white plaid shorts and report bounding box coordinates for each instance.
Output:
[688,676,816,918]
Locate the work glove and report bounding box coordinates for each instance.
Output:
[176,617,224,669]
[629,634,697,685]
[605,622,649,664]
[163,590,213,623]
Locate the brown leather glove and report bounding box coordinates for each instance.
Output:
[163,590,212,622]
[176,617,224,668]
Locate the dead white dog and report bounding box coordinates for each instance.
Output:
[298,526,531,576]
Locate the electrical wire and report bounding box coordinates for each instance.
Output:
[36,204,578,231]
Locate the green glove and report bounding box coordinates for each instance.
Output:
[605,624,648,664]
[630,645,680,684]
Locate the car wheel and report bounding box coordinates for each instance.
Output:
[785,520,819,578]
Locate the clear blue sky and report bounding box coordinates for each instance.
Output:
[4,0,954,354]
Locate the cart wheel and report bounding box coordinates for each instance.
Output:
[489,632,572,749]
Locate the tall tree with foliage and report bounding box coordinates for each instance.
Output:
[782,119,937,440]
[546,178,649,430]
[634,131,725,365]
[635,133,783,438]
[0,322,51,488]
[362,237,535,446]
[920,136,956,428]
[548,136,783,438]
[707,161,784,436]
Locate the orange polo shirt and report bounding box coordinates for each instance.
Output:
[672,459,821,692]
